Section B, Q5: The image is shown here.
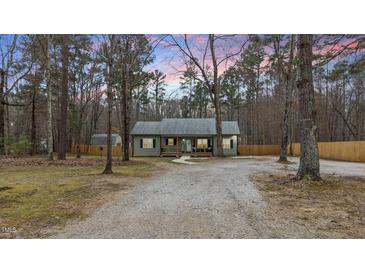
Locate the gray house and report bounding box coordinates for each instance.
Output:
[131,118,240,157]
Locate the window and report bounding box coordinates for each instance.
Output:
[168,138,175,146]
[142,138,154,149]
[197,138,208,149]
[223,138,233,149]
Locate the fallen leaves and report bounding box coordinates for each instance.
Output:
[252,172,365,238]
[0,156,144,167]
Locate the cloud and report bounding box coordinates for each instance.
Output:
[313,36,365,56]
[150,35,249,86]
[146,35,365,90]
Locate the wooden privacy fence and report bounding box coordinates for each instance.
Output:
[70,144,125,157]
[238,141,365,163]
[238,144,281,156]
[290,141,365,163]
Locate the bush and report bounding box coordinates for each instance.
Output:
[10,135,32,157]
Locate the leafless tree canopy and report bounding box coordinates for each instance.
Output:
[0,34,364,159]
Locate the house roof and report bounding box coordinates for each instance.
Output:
[131,118,240,136]
[130,121,162,135]
[90,134,121,145]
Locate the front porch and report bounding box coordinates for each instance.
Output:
[160,136,213,157]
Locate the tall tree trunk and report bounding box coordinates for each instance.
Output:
[58,35,69,160]
[214,93,224,156]
[75,112,83,159]
[279,35,295,162]
[103,35,115,174]
[0,69,5,155]
[209,34,224,157]
[30,87,37,156]
[5,105,10,153]
[247,96,253,145]
[295,34,321,181]
[279,79,291,161]
[155,87,159,119]
[103,83,113,174]
[46,35,54,161]
[199,101,203,118]
[122,64,130,161]
[136,100,140,121]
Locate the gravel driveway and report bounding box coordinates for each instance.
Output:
[55,157,365,238]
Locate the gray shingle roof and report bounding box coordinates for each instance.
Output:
[131,121,161,135]
[90,134,121,145]
[131,118,240,136]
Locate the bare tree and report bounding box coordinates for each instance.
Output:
[122,60,130,161]
[116,35,161,161]
[169,34,246,156]
[45,35,54,160]
[0,68,4,154]
[277,35,296,162]
[58,35,69,160]
[151,69,166,119]
[29,73,39,156]
[0,35,33,154]
[295,34,321,180]
[2,34,364,161]
[102,35,116,174]
[87,88,104,146]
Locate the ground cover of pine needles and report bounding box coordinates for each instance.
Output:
[252,172,365,238]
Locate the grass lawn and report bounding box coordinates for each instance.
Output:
[0,155,172,238]
[252,172,365,238]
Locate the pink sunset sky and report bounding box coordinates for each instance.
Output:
[145,34,365,96]
[1,34,363,97]
[145,34,250,94]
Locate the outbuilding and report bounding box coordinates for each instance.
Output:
[90,134,122,146]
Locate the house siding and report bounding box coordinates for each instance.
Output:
[213,135,237,156]
[161,137,177,146]
[132,134,238,157]
[133,135,161,156]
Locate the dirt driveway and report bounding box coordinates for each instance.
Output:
[55,157,365,238]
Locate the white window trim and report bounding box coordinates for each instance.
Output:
[197,138,208,149]
[168,138,174,146]
[223,138,231,149]
[143,138,154,149]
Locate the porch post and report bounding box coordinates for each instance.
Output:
[195,137,197,154]
[131,136,134,157]
[177,136,180,157]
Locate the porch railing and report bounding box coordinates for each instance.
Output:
[161,145,181,156]
[191,147,213,157]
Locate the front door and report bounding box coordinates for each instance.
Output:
[181,138,192,154]
[185,139,192,153]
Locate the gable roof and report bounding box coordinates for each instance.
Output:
[130,121,161,135]
[131,118,240,136]
[90,134,121,145]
